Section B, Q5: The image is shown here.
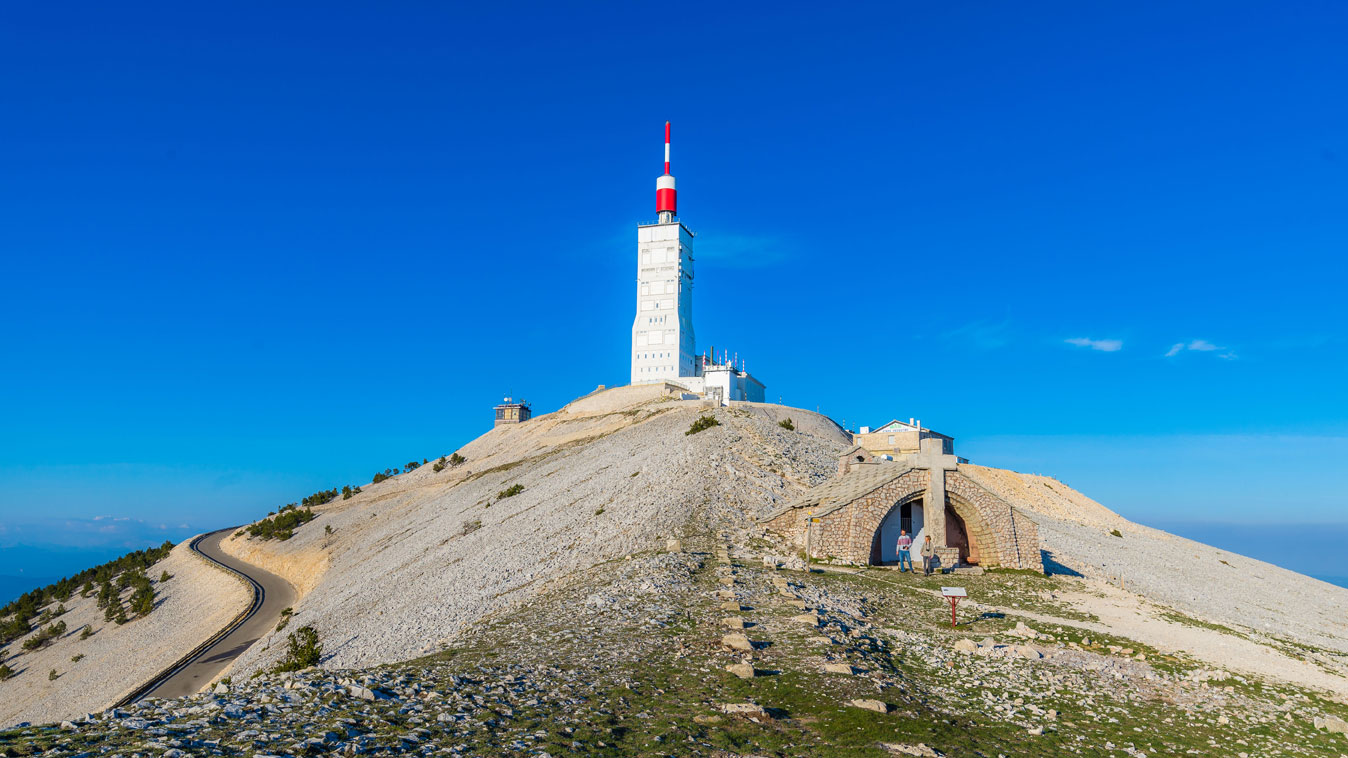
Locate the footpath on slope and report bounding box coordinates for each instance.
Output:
[878,570,1348,699]
[139,530,297,699]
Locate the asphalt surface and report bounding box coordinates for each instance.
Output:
[140,530,297,699]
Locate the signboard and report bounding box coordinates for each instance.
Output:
[941,587,967,627]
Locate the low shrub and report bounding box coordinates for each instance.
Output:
[461,519,482,536]
[497,484,524,500]
[79,625,93,641]
[271,626,323,673]
[449,453,467,467]
[48,669,58,681]
[778,418,796,431]
[22,620,67,650]
[1110,529,1123,538]
[275,607,294,633]
[0,664,12,681]
[71,654,83,663]
[159,571,172,583]
[301,489,339,508]
[686,415,720,435]
[432,456,447,473]
[246,505,316,541]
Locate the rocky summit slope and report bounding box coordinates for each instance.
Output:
[216,385,849,677]
[4,386,1348,756]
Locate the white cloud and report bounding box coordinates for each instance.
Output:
[1165,339,1236,360]
[1065,337,1123,352]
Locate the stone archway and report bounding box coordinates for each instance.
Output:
[848,471,1008,568]
[868,492,924,565]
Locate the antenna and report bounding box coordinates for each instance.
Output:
[656,121,677,221]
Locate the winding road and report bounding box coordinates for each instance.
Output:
[119,528,296,703]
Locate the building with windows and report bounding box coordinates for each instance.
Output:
[629,123,764,405]
[492,397,532,427]
[853,418,955,458]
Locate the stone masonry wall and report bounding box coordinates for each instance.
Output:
[770,468,1043,571]
[810,470,930,562]
[945,473,1043,571]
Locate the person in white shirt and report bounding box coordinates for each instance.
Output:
[895,529,913,573]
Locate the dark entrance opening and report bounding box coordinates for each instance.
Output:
[945,506,980,565]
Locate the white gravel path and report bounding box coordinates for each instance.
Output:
[0,538,249,727]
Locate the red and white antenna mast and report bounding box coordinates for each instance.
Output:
[656,121,676,223]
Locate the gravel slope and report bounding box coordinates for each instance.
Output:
[0,539,250,727]
[220,387,850,676]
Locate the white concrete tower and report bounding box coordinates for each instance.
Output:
[631,122,697,385]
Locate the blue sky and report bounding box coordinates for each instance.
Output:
[1,2,1346,586]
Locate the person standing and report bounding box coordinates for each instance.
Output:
[920,534,936,576]
[895,529,913,573]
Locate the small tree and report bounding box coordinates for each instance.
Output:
[432,456,447,473]
[48,669,58,681]
[131,584,155,616]
[160,570,172,583]
[449,453,466,467]
[0,664,13,681]
[686,415,720,435]
[79,625,93,641]
[404,461,421,473]
[271,626,323,673]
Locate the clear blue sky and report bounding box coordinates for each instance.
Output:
[2,2,1346,584]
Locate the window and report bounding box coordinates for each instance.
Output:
[641,284,650,295]
[888,435,895,444]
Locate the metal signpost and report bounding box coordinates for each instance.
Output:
[941,587,967,627]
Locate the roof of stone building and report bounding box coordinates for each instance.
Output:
[760,462,916,523]
[838,444,869,459]
[869,420,953,439]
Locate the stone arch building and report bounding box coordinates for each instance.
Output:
[761,439,1042,571]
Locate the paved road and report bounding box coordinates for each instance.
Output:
[139,530,297,699]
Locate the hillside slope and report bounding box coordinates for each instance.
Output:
[0,540,248,727]
[217,385,849,676]
[962,464,1348,658]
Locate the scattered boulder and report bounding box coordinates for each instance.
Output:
[725,663,755,679]
[882,743,942,757]
[953,639,978,654]
[665,538,682,553]
[721,617,746,630]
[850,698,891,714]
[1015,645,1043,660]
[720,702,769,719]
[1320,715,1348,734]
[720,633,754,652]
[824,663,856,675]
[348,685,377,701]
[790,613,820,627]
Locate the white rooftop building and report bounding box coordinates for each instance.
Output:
[629,123,764,405]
